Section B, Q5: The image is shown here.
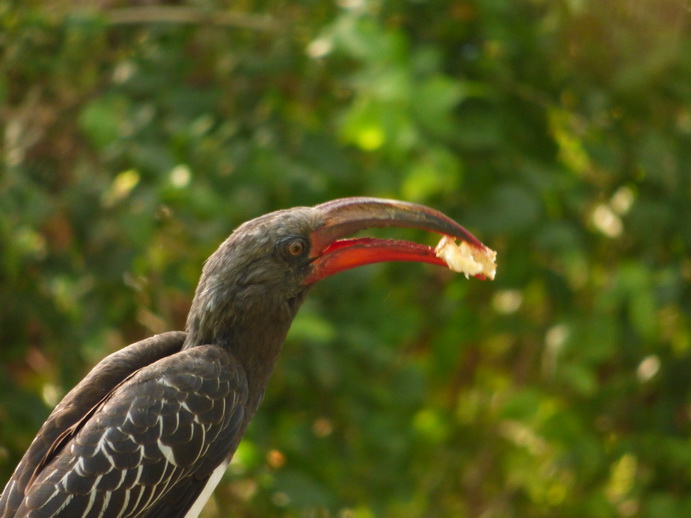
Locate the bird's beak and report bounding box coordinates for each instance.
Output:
[305,197,491,285]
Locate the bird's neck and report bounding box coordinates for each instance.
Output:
[226,315,293,414]
[184,286,306,415]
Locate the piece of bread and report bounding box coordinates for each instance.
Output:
[435,236,497,280]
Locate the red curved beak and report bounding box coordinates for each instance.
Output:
[305,197,490,285]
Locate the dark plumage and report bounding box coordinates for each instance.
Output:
[1,197,491,517]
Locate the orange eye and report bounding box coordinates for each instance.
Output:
[287,239,305,256]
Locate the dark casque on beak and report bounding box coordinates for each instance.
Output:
[305,197,490,285]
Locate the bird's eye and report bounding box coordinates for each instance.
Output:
[287,240,304,256]
[279,237,308,261]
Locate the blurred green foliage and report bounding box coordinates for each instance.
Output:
[1,1,690,516]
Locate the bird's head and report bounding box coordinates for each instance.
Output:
[185,197,491,351]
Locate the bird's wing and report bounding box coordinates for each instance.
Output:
[1,331,187,517]
[4,343,248,518]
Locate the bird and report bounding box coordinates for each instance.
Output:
[0,197,494,518]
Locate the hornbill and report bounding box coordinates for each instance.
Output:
[0,197,495,517]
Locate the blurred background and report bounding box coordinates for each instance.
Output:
[1,1,690,516]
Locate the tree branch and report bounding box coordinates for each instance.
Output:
[104,7,280,31]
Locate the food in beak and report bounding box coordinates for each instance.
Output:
[435,235,497,280]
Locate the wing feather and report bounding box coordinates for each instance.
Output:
[3,343,248,518]
[1,332,186,517]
